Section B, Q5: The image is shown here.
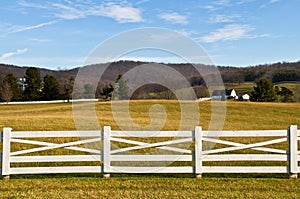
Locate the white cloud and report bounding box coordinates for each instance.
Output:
[176,29,198,37]
[269,0,280,3]
[18,1,143,23]
[199,24,254,43]
[9,20,58,33]
[215,0,231,6]
[89,2,143,23]
[136,0,151,5]
[29,38,52,43]
[209,14,241,23]
[51,3,86,19]
[0,48,28,60]
[200,5,220,11]
[18,0,49,9]
[200,0,257,11]
[199,0,231,12]
[158,12,188,25]
[260,0,280,8]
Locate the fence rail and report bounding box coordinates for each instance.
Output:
[1,126,299,179]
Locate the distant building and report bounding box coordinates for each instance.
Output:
[17,78,26,91]
[212,89,237,100]
[240,94,250,101]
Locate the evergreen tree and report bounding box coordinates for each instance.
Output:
[101,84,114,100]
[251,78,277,102]
[278,87,294,102]
[23,67,42,101]
[42,74,60,100]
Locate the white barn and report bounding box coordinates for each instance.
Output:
[240,94,250,101]
[211,89,237,100]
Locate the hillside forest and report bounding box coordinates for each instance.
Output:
[0,60,300,102]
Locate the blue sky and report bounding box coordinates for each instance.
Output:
[0,0,300,70]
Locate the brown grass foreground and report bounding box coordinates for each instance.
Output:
[0,100,299,198]
[1,100,300,131]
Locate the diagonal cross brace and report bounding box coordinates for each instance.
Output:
[203,137,287,155]
[110,137,192,155]
[10,137,101,156]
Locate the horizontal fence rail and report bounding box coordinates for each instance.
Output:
[0,126,299,179]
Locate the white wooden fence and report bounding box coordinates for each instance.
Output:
[1,126,299,179]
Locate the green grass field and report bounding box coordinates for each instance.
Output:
[0,101,299,198]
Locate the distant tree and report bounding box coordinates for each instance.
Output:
[274,86,280,95]
[278,87,294,102]
[0,80,13,103]
[23,67,42,101]
[3,74,22,101]
[221,71,244,84]
[251,78,277,102]
[113,75,129,100]
[295,85,300,102]
[42,74,60,100]
[194,86,209,98]
[63,77,75,102]
[83,83,95,99]
[243,70,266,82]
[100,84,114,100]
[161,89,175,100]
[272,70,300,83]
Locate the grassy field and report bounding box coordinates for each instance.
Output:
[1,176,299,198]
[1,100,300,130]
[0,101,300,198]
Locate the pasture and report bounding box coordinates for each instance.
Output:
[0,101,300,198]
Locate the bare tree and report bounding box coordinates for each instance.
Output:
[0,81,13,103]
[64,77,75,102]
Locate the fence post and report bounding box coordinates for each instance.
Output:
[195,126,202,178]
[2,128,12,180]
[288,125,298,179]
[103,126,111,178]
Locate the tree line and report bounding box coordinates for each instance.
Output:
[0,67,75,103]
[219,61,300,84]
[251,78,294,102]
[0,67,132,102]
[1,61,300,102]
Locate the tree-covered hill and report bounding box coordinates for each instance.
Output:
[2,60,300,85]
[1,60,300,101]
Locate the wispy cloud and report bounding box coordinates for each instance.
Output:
[9,20,58,33]
[136,0,151,5]
[51,3,85,19]
[158,12,188,25]
[89,2,143,23]
[269,0,280,3]
[18,1,143,23]
[18,0,49,9]
[215,0,231,6]
[199,0,231,12]
[29,38,52,43]
[199,24,254,43]
[200,0,258,11]
[0,48,28,60]
[209,14,241,23]
[260,0,280,8]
